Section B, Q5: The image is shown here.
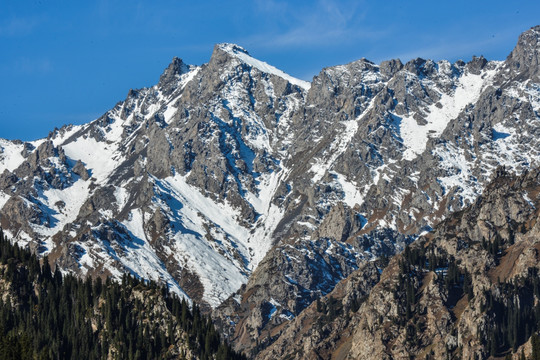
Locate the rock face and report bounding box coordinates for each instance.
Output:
[214,26,540,354]
[259,167,540,359]
[0,25,539,355]
[253,260,383,360]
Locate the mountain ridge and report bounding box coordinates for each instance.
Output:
[0,26,538,338]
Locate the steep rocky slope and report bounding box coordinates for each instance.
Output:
[0,24,539,352]
[213,26,540,354]
[257,166,540,359]
[0,45,310,308]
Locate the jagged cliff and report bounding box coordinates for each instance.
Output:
[257,166,540,359]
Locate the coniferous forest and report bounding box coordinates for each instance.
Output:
[0,228,245,360]
[395,243,540,359]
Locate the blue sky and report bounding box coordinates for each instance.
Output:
[1,0,539,141]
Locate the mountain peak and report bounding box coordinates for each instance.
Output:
[158,56,193,96]
[215,42,250,56]
[506,25,540,80]
[212,43,311,90]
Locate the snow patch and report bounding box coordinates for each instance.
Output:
[399,64,500,161]
[62,132,124,184]
[218,43,311,90]
[310,118,359,183]
[0,192,11,209]
[154,175,253,306]
[523,192,535,208]
[162,67,201,125]
[310,98,377,183]
[51,125,84,147]
[433,142,481,205]
[30,178,91,252]
[118,209,190,300]
[0,139,26,174]
[331,171,364,208]
[114,186,129,212]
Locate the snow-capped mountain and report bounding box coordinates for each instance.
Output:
[0,25,539,343]
[0,43,310,308]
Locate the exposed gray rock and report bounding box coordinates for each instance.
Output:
[506,25,540,81]
[313,202,364,242]
[72,160,89,180]
[0,27,538,359]
[258,167,540,360]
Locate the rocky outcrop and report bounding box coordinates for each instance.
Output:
[213,236,363,354]
[348,168,540,359]
[255,260,382,360]
[258,167,540,359]
[506,25,540,81]
[313,203,364,242]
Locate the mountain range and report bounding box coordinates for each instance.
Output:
[1,24,540,359]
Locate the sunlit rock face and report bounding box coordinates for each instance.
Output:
[0,27,539,356]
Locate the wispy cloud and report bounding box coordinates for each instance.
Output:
[0,16,42,37]
[245,0,385,49]
[14,57,52,74]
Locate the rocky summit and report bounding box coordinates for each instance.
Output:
[1,24,540,358]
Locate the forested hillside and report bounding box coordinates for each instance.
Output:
[0,228,244,360]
